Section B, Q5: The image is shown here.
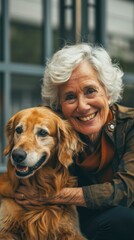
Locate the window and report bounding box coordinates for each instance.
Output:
[10,0,43,64]
[107,0,134,74]
[106,0,134,107]
[81,0,96,43]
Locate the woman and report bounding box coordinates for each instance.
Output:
[17,43,134,240]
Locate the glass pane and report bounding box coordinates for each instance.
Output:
[9,0,43,64]
[81,0,96,43]
[11,75,42,114]
[107,0,134,74]
[60,0,76,44]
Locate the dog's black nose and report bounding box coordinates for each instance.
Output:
[12,149,27,163]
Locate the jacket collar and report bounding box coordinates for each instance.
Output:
[104,103,134,144]
[112,103,134,120]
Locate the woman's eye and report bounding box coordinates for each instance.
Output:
[37,129,48,137]
[65,94,76,101]
[86,88,96,95]
[15,126,23,134]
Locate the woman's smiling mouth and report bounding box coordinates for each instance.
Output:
[78,112,97,122]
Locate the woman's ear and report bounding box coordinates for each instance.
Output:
[57,119,83,168]
[3,115,15,156]
[108,96,111,105]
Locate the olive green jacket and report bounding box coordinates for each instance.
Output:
[81,104,134,209]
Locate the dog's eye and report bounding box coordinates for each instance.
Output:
[37,129,48,137]
[15,126,23,134]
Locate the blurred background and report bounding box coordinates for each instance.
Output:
[0,0,134,171]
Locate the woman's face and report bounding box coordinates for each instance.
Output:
[59,61,110,140]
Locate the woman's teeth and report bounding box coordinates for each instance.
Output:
[79,113,96,122]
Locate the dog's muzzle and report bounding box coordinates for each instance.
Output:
[11,148,47,178]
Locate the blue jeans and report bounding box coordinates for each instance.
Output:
[78,206,134,240]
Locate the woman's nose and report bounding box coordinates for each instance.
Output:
[76,96,91,113]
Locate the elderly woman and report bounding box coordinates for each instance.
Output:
[17,43,134,240]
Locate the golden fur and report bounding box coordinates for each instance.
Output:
[0,107,87,240]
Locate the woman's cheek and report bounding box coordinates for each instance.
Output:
[61,104,73,118]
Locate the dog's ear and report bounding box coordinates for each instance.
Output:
[4,115,16,156]
[57,119,83,168]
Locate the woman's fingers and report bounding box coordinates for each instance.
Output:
[14,185,55,207]
[15,192,26,200]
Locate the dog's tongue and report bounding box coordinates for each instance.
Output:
[16,165,28,172]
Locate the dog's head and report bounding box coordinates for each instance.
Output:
[4,107,83,179]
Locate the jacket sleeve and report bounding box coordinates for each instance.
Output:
[82,123,134,210]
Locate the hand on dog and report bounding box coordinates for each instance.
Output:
[14,186,50,210]
[14,186,65,209]
[14,186,67,209]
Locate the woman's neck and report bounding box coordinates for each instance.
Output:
[79,131,102,153]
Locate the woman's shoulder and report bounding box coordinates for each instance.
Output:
[112,103,134,120]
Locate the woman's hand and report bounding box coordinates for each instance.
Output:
[14,186,49,210]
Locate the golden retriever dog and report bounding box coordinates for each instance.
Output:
[0,107,87,240]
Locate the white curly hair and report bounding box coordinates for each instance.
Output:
[41,43,124,110]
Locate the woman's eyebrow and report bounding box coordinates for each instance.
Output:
[63,91,75,96]
[83,84,98,90]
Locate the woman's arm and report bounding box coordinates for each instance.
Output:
[15,187,87,208]
[49,187,86,207]
[82,123,134,210]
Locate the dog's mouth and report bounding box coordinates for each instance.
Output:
[15,155,47,178]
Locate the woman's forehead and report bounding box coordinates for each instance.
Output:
[59,77,102,94]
